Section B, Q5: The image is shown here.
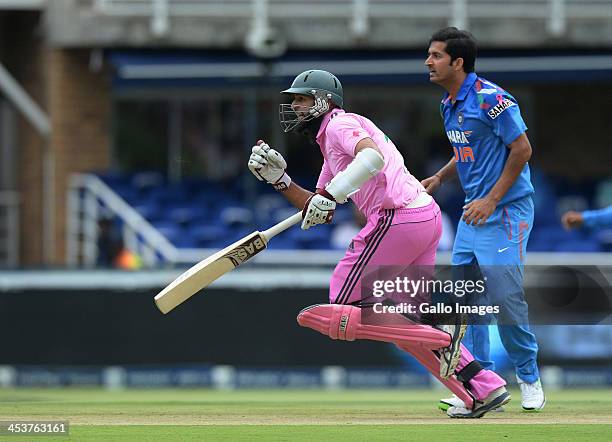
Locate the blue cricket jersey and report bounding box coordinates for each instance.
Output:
[440,72,535,206]
[583,205,612,229]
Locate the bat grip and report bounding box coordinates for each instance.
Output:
[262,211,302,241]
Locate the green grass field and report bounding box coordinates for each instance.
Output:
[0,388,611,441]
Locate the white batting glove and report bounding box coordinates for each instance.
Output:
[301,190,336,230]
[248,140,292,191]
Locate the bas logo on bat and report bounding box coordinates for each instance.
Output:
[223,236,266,266]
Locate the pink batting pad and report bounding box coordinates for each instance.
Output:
[396,342,475,409]
[297,304,450,349]
[297,303,505,406]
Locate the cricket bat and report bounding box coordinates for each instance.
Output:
[154,211,303,314]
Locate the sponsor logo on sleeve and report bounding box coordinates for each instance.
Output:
[487,99,516,119]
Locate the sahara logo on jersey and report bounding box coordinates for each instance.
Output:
[487,99,516,119]
[446,130,469,144]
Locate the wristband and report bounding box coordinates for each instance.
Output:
[272,172,292,191]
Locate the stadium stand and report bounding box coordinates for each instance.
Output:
[78,169,612,263]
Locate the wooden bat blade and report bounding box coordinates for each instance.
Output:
[154,231,267,314]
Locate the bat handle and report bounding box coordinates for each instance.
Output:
[262,211,302,241]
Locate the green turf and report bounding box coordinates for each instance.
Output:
[0,424,608,442]
[0,388,610,441]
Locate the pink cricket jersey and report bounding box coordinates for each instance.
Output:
[315,108,424,217]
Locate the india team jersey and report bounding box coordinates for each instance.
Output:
[440,72,534,206]
[315,109,424,217]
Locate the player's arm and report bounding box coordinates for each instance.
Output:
[421,156,458,194]
[463,91,531,226]
[302,138,384,230]
[249,134,384,231]
[463,133,532,225]
[281,182,313,210]
[354,137,383,157]
[562,205,612,230]
[486,133,532,204]
[247,140,313,209]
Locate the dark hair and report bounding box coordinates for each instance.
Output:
[429,27,477,73]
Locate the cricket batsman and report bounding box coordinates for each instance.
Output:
[248,69,510,418]
[422,27,546,413]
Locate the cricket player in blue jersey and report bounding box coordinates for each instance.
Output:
[422,27,545,414]
[562,205,612,230]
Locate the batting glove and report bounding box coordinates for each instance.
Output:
[248,140,292,191]
[301,189,336,230]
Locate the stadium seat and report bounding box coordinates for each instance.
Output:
[133,203,163,222]
[331,222,360,250]
[154,225,184,246]
[272,207,300,224]
[172,235,199,249]
[554,239,601,252]
[289,225,332,249]
[149,185,191,206]
[131,171,165,193]
[331,206,355,224]
[595,229,612,252]
[189,225,230,248]
[225,227,254,243]
[526,238,552,252]
[168,205,210,226]
[98,171,132,188]
[266,236,298,250]
[254,194,291,224]
[594,179,612,208]
[220,206,254,228]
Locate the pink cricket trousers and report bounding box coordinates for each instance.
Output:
[328,200,505,401]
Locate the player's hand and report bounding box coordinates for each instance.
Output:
[462,197,497,226]
[301,190,336,230]
[561,211,584,230]
[248,140,287,184]
[421,175,442,194]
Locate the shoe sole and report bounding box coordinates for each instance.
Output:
[448,392,511,419]
[439,321,467,379]
[522,396,546,412]
[439,401,504,413]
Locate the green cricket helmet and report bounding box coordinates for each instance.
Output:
[279,70,344,132]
